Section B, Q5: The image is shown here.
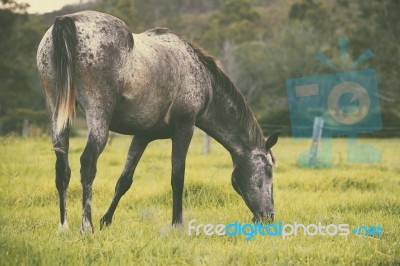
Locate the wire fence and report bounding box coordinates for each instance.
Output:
[1,120,399,138]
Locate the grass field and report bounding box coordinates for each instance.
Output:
[0,131,399,265]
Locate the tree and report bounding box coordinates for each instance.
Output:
[352,0,400,111]
[0,1,48,133]
[0,0,29,12]
[200,0,263,56]
[0,6,30,116]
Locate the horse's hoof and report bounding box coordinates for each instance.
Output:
[172,220,184,227]
[80,220,94,234]
[99,216,112,230]
[58,221,69,232]
[80,226,94,235]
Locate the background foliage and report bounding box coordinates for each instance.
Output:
[0,0,399,135]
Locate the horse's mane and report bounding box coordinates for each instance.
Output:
[188,42,265,147]
[148,27,265,147]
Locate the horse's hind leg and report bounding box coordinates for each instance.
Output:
[80,115,110,234]
[52,128,71,231]
[100,136,149,229]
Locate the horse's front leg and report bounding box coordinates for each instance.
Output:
[80,118,109,234]
[171,124,194,225]
[52,128,71,231]
[100,136,149,229]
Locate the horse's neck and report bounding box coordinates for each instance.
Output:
[196,83,264,159]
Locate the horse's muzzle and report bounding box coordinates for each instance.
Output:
[252,212,275,224]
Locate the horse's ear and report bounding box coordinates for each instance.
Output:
[265,132,280,151]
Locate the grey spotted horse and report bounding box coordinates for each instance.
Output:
[36,10,280,233]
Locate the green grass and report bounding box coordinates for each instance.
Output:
[0,132,399,265]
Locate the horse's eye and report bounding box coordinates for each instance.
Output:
[265,165,272,177]
[260,157,267,164]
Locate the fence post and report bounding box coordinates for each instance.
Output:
[22,118,29,138]
[203,133,211,154]
[308,116,324,166]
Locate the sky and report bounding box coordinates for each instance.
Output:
[23,0,83,14]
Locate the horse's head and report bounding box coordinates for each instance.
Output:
[231,132,280,223]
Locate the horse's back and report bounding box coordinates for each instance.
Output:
[72,11,133,69]
[111,28,212,135]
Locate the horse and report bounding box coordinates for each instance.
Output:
[36,10,279,233]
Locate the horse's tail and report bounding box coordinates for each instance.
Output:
[52,16,77,135]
